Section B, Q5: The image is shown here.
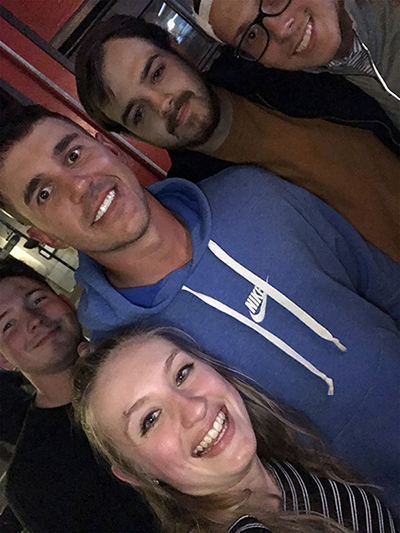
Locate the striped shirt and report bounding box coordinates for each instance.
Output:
[326,33,374,77]
[227,460,397,533]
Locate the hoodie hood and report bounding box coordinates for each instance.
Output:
[75,178,212,335]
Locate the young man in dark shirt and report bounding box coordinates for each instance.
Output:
[0,258,158,533]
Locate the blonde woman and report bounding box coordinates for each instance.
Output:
[73,327,397,533]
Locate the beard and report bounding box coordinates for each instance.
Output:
[165,85,221,149]
[27,308,83,376]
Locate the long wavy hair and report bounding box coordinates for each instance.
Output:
[73,325,357,533]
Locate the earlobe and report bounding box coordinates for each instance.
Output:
[111,465,142,487]
[27,227,69,250]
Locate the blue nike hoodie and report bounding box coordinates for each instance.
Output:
[76,167,400,515]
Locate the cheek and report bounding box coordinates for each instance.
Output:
[138,432,184,477]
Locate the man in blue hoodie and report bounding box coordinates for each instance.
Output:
[0,105,399,517]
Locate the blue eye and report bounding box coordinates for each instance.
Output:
[141,409,161,435]
[175,363,194,387]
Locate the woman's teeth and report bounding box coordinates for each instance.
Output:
[193,410,227,457]
[95,189,115,222]
[295,20,312,53]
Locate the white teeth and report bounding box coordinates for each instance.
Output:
[94,189,115,222]
[295,20,312,53]
[193,410,227,456]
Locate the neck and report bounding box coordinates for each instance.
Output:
[91,193,193,288]
[194,88,233,154]
[225,457,281,512]
[334,2,355,59]
[27,368,74,408]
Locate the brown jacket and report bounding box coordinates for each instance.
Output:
[210,89,400,263]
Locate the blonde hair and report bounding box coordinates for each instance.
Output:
[73,325,356,533]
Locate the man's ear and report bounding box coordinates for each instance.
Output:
[95,132,130,165]
[77,341,89,359]
[27,227,69,250]
[111,465,142,487]
[0,352,15,371]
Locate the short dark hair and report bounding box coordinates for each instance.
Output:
[0,105,81,219]
[0,257,50,289]
[75,15,172,134]
[0,105,75,169]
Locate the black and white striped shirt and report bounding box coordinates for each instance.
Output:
[227,460,397,533]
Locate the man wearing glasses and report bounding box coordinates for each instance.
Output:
[193,0,400,130]
[74,15,400,263]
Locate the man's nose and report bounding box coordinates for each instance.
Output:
[27,314,43,332]
[264,14,296,42]
[178,393,207,429]
[68,174,91,203]
[156,93,174,118]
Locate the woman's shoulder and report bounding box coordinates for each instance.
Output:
[227,515,272,533]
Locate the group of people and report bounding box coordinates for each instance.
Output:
[0,1,399,532]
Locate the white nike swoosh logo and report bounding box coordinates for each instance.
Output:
[250,278,268,323]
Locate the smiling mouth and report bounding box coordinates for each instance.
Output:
[94,189,116,223]
[33,326,60,349]
[168,92,192,135]
[192,409,228,457]
[295,18,313,54]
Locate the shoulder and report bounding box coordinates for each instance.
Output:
[198,165,314,215]
[227,516,272,533]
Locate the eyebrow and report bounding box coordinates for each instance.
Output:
[141,53,159,82]
[123,349,180,420]
[23,133,79,206]
[53,133,78,157]
[24,175,44,206]
[122,100,135,126]
[0,288,42,322]
[121,53,160,126]
[234,20,253,42]
[24,288,44,302]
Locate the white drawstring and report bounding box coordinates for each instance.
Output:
[181,239,349,395]
[208,240,347,352]
[182,285,334,395]
[357,36,400,102]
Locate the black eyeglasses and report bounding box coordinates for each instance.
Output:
[235,0,292,61]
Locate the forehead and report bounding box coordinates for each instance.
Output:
[0,277,48,306]
[209,0,258,43]
[0,118,85,212]
[1,118,76,182]
[103,37,163,89]
[94,338,179,403]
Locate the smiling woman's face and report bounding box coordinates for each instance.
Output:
[208,0,343,70]
[90,337,257,495]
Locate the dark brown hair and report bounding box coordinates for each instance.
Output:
[75,15,172,134]
[0,105,77,218]
[0,257,50,288]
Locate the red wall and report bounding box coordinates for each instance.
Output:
[0,7,172,185]
[1,0,87,41]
